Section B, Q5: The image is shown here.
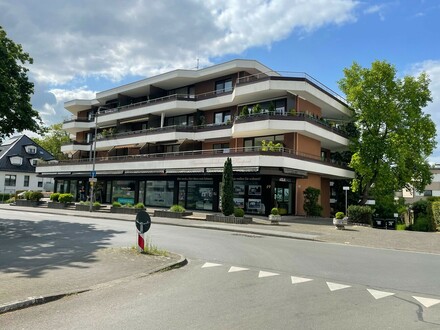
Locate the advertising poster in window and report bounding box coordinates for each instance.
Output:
[248,198,261,211]
[233,198,244,208]
[234,184,245,195]
[248,185,261,196]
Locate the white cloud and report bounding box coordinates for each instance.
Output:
[363,4,386,20]
[49,87,97,103]
[0,0,359,85]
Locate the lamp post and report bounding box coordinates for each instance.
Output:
[89,106,106,212]
[343,186,350,215]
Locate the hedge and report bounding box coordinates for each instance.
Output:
[347,205,373,225]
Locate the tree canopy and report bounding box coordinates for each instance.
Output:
[338,60,436,204]
[0,26,43,141]
[33,123,70,160]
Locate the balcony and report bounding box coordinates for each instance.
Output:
[62,116,95,133]
[60,141,90,154]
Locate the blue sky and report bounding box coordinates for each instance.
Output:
[0,0,439,159]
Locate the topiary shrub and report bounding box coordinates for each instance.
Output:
[123,203,133,208]
[58,193,74,203]
[93,202,101,207]
[50,193,60,202]
[221,157,234,216]
[347,205,373,225]
[135,202,145,209]
[112,201,122,208]
[335,212,345,219]
[271,207,280,216]
[170,204,185,212]
[29,191,44,201]
[234,207,244,217]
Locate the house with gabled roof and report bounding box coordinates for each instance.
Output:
[0,135,55,195]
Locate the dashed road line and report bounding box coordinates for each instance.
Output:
[367,289,395,300]
[326,282,351,292]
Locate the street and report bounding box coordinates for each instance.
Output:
[1,209,440,329]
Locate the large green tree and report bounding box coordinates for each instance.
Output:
[0,26,43,141]
[221,157,234,216]
[339,60,436,205]
[34,123,70,160]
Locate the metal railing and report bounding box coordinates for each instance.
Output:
[38,145,348,169]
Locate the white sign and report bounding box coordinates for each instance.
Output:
[89,177,98,183]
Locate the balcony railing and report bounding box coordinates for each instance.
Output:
[63,116,94,123]
[38,146,348,169]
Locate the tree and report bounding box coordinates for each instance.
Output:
[338,61,436,205]
[303,186,322,216]
[221,157,234,216]
[0,26,43,141]
[34,123,70,160]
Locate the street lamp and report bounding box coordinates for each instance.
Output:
[343,186,350,215]
[89,106,106,212]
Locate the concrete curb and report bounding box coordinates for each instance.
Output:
[0,254,187,315]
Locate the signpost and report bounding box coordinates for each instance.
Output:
[135,211,151,252]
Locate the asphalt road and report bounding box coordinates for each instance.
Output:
[1,210,440,329]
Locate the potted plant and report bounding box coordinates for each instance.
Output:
[333,211,348,230]
[269,207,281,224]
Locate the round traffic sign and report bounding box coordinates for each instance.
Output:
[135,211,151,234]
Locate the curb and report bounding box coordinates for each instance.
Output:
[0,253,187,315]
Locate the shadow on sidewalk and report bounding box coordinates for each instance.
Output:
[0,217,124,278]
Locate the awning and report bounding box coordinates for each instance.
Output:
[124,169,165,174]
[166,168,205,174]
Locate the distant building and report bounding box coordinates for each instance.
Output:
[37,59,354,216]
[398,165,440,203]
[0,135,55,195]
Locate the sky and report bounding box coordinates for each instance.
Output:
[1,0,439,160]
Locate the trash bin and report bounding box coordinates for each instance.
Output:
[385,218,396,230]
[373,218,386,229]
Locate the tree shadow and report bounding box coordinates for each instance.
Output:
[0,217,125,278]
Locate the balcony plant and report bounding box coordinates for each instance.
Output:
[252,104,262,115]
[269,207,281,224]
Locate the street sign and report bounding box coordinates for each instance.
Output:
[136,211,151,234]
[91,170,96,177]
[89,177,98,183]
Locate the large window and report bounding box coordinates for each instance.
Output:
[214,111,231,124]
[215,78,233,94]
[145,181,174,207]
[166,114,194,127]
[213,143,230,153]
[244,135,284,151]
[186,180,214,210]
[4,174,16,186]
[112,180,136,204]
[24,175,30,187]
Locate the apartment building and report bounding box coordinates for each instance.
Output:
[36,59,354,216]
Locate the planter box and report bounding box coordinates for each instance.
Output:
[111,207,145,215]
[48,202,72,209]
[15,199,41,207]
[269,214,281,224]
[206,214,252,224]
[75,204,101,212]
[153,210,193,218]
[333,217,348,230]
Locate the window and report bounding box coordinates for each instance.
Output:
[424,190,432,197]
[9,156,23,166]
[215,78,233,94]
[25,145,37,154]
[5,175,16,186]
[30,159,38,166]
[213,143,230,153]
[214,111,231,124]
[24,175,30,187]
[165,145,180,153]
[38,181,43,188]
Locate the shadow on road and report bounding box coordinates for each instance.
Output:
[0,217,124,278]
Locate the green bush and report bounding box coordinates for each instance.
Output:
[170,204,185,213]
[50,193,60,202]
[0,193,11,201]
[396,223,407,230]
[347,205,373,225]
[411,214,431,232]
[58,193,74,203]
[93,202,101,207]
[24,191,32,200]
[123,203,133,208]
[29,191,43,201]
[6,197,15,203]
[234,208,244,217]
[431,201,440,229]
[112,201,122,208]
[271,207,279,215]
[134,202,145,209]
[335,212,345,219]
[303,187,322,216]
[412,199,429,218]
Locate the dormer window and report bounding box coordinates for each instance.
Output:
[9,156,23,166]
[30,158,39,166]
[25,145,37,154]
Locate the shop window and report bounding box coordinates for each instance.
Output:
[186,180,214,210]
[112,180,136,204]
[145,181,174,207]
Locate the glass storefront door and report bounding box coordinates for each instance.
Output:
[274,182,292,215]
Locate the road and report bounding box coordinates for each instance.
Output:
[1,209,440,329]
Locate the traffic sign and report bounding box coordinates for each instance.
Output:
[91,170,96,177]
[89,177,98,183]
[136,211,151,234]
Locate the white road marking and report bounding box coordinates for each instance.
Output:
[291,276,313,284]
[326,282,351,291]
[412,296,440,308]
[228,266,249,273]
[367,289,395,300]
[201,262,222,268]
[258,271,279,278]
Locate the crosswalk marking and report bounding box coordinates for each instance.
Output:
[326,282,351,291]
[258,271,279,278]
[201,262,222,268]
[412,296,440,308]
[291,276,313,284]
[367,289,395,300]
[228,266,249,273]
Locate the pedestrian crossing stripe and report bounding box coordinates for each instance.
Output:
[327,282,351,291]
[201,262,222,268]
[412,296,440,308]
[258,271,279,278]
[228,266,249,273]
[291,276,313,284]
[367,289,395,300]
